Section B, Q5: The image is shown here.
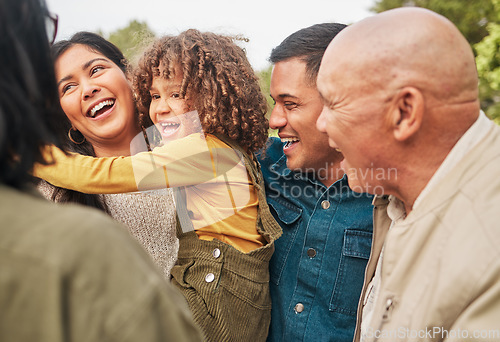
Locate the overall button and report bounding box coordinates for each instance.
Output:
[294,303,304,313]
[212,248,221,258]
[321,200,330,209]
[307,248,317,258]
[205,273,215,283]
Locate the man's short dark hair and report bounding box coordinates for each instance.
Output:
[269,23,347,85]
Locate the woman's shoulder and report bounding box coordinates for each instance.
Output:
[37,179,58,201]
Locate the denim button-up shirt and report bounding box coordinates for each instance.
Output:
[258,138,374,342]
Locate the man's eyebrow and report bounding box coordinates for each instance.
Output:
[276,93,299,99]
[57,58,109,88]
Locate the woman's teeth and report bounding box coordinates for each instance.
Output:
[89,100,114,117]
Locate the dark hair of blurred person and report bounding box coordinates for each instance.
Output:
[0,0,65,188]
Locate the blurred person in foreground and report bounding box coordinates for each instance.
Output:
[317,7,500,342]
[257,23,373,341]
[0,0,201,341]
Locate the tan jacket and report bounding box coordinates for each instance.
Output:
[355,123,500,342]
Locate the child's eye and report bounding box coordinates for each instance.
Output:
[171,92,180,99]
[150,94,160,100]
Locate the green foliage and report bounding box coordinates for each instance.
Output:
[371,0,495,45]
[106,20,156,63]
[477,79,500,124]
[475,0,500,124]
[257,65,273,115]
[476,23,500,90]
[257,65,278,136]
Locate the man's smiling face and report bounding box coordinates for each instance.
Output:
[269,57,342,173]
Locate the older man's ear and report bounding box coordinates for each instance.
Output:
[390,87,424,142]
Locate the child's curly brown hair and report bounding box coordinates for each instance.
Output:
[134,29,269,153]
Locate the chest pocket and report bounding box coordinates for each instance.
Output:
[330,229,372,315]
[267,197,302,286]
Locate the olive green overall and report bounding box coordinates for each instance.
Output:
[170,136,282,342]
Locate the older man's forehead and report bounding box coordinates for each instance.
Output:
[317,49,342,91]
[316,75,338,109]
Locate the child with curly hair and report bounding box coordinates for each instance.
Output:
[35,29,282,341]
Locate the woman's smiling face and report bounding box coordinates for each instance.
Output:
[55,44,138,148]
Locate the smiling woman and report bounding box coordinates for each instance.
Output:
[37,32,178,279]
[54,35,138,157]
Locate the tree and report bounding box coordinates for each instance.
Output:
[475,0,500,123]
[370,0,495,46]
[257,65,273,114]
[257,65,278,136]
[106,20,156,63]
[372,0,500,124]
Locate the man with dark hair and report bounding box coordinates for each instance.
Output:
[0,0,201,341]
[257,23,374,341]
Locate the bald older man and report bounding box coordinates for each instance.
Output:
[317,7,500,342]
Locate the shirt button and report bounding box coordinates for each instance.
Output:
[307,248,317,258]
[294,303,304,313]
[205,273,215,283]
[321,200,330,209]
[212,248,221,258]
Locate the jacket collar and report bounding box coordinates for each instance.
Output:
[269,153,324,185]
[403,123,500,224]
[269,153,292,177]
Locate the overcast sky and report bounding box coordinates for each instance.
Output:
[45,0,374,71]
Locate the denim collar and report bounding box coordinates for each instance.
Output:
[269,153,350,191]
[269,153,292,177]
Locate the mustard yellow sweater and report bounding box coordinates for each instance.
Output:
[34,134,264,253]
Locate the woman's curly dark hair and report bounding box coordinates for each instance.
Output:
[134,29,269,153]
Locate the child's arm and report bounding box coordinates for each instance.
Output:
[34,145,137,193]
[33,134,237,194]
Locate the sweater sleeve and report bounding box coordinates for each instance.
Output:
[33,134,241,194]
